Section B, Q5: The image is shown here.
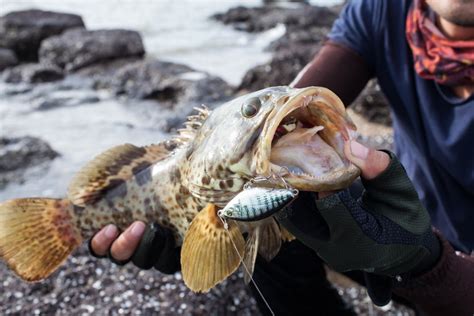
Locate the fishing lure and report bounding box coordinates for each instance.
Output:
[218,186,299,222]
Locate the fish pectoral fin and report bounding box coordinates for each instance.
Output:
[280,224,296,242]
[68,142,172,207]
[242,227,260,285]
[181,203,244,293]
[258,218,282,262]
[242,219,284,285]
[0,198,82,282]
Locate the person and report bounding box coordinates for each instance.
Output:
[90,0,474,314]
[276,141,474,315]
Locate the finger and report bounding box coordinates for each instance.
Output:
[344,140,390,180]
[90,224,119,257]
[110,221,146,261]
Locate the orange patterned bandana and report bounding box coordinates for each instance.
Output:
[406,0,474,85]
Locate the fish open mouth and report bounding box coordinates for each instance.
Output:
[256,87,360,192]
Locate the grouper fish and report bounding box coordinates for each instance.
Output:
[0,86,360,293]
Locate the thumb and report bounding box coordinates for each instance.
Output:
[344,140,390,180]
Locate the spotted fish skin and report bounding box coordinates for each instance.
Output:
[219,187,298,222]
[72,148,202,245]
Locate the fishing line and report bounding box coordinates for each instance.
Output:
[218,215,276,316]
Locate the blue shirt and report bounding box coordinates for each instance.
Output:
[329,0,474,251]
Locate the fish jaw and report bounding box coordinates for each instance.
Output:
[254,86,360,192]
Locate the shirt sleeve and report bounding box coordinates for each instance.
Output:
[328,0,385,73]
[394,231,474,315]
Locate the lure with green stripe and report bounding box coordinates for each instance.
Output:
[218,187,298,222]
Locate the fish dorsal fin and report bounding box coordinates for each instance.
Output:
[173,105,210,144]
[68,142,173,207]
[242,227,260,285]
[181,203,244,293]
[258,218,282,262]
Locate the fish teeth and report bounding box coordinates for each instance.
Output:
[290,170,314,178]
[270,164,316,178]
[282,123,296,133]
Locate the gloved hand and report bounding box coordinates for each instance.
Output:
[276,141,440,304]
[89,222,181,274]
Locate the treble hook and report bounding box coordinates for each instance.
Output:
[271,166,292,190]
[244,176,269,189]
[244,166,295,191]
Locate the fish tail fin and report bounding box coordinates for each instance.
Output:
[0,198,82,282]
[181,203,244,293]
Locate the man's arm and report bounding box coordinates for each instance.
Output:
[291,41,372,106]
[394,233,474,315]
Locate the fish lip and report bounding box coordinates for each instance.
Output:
[255,86,360,192]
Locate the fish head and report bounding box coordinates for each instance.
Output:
[185,86,360,204]
[184,87,283,202]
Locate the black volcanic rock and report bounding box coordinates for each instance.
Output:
[34,90,100,111]
[219,4,336,92]
[213,5,337,33]
[266,26,327,52]
[0,10,85,61]
[103,59,234,131]
[39,29,145,71]
[109,60,194,99]
[3,63,64,83]
[105,60,234,105]
[238,45,320,91]
[0,48,18,71]
[0,136,58,172]
[0,136,59,189]
[351,80,392,126]
[74,57,143,88]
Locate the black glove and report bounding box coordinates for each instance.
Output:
[276,151,440,305]
[89,223,181,274]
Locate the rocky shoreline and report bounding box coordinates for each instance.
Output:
[0,3,403,315]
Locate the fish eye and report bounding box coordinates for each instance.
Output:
[241,97,261,118]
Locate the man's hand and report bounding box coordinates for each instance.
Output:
[90,222,144,261]
[277,140,440,277]
[276,140,441,306]
[89,221,181,273]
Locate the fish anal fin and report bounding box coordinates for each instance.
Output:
[242,227,260,285]
[68,142,171,206]
[258,218,282,262]
[181,204,244,292]
[0,198,82,281]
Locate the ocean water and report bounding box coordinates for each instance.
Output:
[0,0,342,199]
